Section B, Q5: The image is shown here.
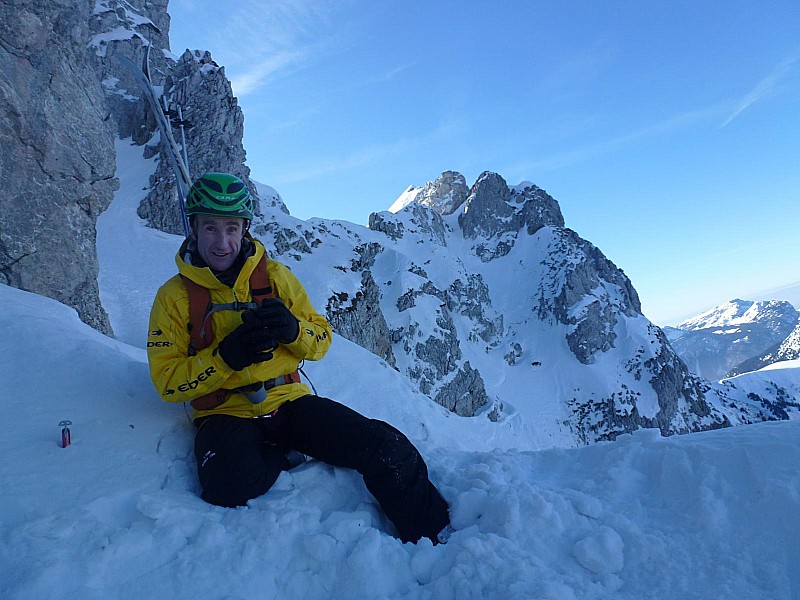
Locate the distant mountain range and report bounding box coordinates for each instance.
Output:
[664,299,800,380]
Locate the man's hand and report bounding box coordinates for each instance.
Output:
[255,298,300,344]
[217,311,277,371]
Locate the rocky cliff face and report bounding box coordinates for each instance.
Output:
[459,172,566,262]
[1,0,120,334]
[523,224,725,440]
[324,242,397,368]
[0,0,256,334]
[91,0,258,233]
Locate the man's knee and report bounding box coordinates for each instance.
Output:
[197,445,274,507]
[194,416,281,507]
[364,420,424,484]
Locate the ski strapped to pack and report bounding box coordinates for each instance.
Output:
[115,46,192,236]
[182,252,301,410]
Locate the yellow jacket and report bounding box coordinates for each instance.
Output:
[147,236,332,419]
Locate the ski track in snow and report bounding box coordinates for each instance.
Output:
[1,139,798,599]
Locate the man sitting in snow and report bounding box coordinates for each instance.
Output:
[146,172,451,544]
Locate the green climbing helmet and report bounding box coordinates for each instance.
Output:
[186,172,254,220]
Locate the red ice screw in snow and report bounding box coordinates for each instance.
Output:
[59,420,72,448]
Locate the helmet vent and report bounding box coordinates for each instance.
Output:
[201,177,224,193]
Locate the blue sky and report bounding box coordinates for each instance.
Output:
[168,1,800,325]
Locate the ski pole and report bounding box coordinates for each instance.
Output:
[177,104,191,181]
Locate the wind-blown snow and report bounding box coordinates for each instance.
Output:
[388,185,421,214]
[759,358,800,372]
[1,139,798,599]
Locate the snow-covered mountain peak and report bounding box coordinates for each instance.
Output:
[678,299,755,330]
[739,300,799,330]
[670,299,799,380]
[253,180,290,216]
[678,298,798,332]
[352,166,725,439]
[388,170,468,215]
[384,170,565,264]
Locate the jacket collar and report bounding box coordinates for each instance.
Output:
[176,233,264,292]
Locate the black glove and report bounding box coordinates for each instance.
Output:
[217,311,277,371]
[255,298,300,344]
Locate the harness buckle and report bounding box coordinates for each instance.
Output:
[254,408,280,419]
[237,373,301,404]
[239,382,268,404]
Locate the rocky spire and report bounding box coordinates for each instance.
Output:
[389,171,468,215]
[135,49,258,234]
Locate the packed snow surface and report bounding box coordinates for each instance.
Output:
[1,140,798,599]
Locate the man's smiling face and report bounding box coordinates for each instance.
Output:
[194,214,246,272]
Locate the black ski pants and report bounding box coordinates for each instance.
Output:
[193,394,450,543]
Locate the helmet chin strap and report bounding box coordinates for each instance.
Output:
[187,215,198,239]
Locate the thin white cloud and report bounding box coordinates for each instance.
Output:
[502,50,800,177]
[371,62,418,83]
[272,120,460,184]
[201,0,351,96]
[230,51,305,96]
[506,104,724,175]
[265,108,322,132]
[721,52,799,128]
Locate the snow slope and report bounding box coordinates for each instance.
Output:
[1,139,799,598]
[2,282,799,599]
[0,287,800,599]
